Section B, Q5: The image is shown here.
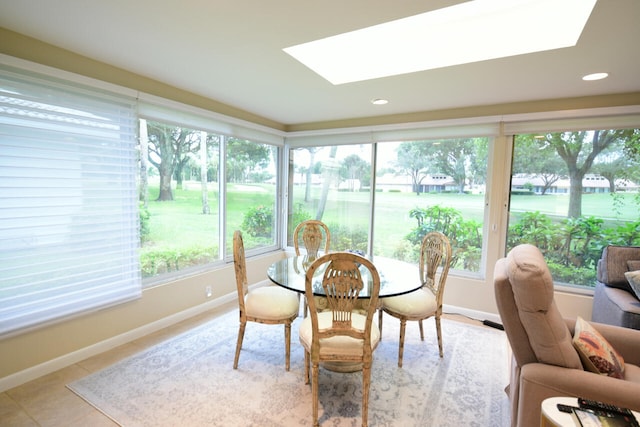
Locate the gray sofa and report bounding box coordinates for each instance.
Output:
[591,245,640,330]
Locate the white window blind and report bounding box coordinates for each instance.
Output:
[0,64,141,337]
[138,92,285,146]
[285,119,501,148]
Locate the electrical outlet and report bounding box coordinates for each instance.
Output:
[205,286,212,298]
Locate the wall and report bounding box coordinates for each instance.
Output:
[2,27,640,133]
[0,251,286,391]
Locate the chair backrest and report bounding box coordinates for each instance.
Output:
[305,252,380,348]
[233,230,248,315]
[293,220,330,258]
[494,244,581,369]
[419,231,452,309]
[494,244,583,426]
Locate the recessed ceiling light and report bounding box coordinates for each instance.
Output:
[371,98,388,105]
[582,72,609,81]
[284,0,597,85]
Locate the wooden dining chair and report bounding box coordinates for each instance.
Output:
[298,252,381,427]
[293,219,331,316]
[293,219,331,258]
[232,230,300,371]
[378,231,452,367]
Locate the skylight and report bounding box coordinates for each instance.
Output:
[283,0,598,85]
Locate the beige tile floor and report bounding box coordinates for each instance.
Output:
[0,305,487,427]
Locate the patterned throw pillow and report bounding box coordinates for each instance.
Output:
[572,316,625,379]
[625,270,640,300]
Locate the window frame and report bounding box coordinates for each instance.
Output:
[137,108,285,285]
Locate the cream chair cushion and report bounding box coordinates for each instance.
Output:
[381,288,436,317]
[299,311,381,357]
[245,286,300,321]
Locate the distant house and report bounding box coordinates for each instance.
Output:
[376,173,457,193]
[510,173,638,194]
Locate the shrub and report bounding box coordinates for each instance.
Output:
[547,261,596,288]
[327,223,368,253]
[405,205,481,269]
[140,245,216,277]
[506,213,639,286]
[404,205,637,285]
[241,205,273,237]
[288,204,312,238]
[139,204,151,243]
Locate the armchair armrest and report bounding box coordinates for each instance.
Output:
[517,363,640,427]
[565,318,640,366]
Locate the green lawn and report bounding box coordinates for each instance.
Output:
[510,192,638,221]
[145,186,220,248]
[146,185,638,247]
[142,183,638,275]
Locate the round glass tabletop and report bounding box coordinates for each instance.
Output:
[267,255,422,298]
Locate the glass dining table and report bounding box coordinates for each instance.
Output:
[266,254,422,299]
[267,254,422,372]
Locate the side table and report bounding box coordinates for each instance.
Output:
[541,397,578,427]
[541,396,640,427]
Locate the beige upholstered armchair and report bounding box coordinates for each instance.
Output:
[494,244,640,427]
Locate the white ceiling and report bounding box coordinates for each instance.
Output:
[1,0,639,127]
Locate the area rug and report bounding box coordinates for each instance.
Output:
[68,309,511,426]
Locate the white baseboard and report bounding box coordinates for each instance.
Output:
[1,283,493,393]
[443,304,502,324]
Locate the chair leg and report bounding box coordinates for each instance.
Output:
[419,319,425,341]
[362,361,371,427]
[398,319,406,368]
[312,362,320,427]
[284,323,291,371]
[233,321,246,369]
[304,350,310,384]
[435,315,444,358]
[377,309,383,337]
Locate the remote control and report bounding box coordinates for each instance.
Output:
[578,398,634,416]
[557,403,578,414]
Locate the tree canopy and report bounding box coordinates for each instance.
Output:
[146,122,201,201]
[225,138,271,183]
[528,130,640,217]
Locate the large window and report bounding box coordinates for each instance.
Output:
[138,119,221,279]
[139,120,281,281]
[287,137,490,275]
[508,128,640,287]
[373,138,489,273]
[0,65,140,336]
[288,145,372,252]
[225,138,279,254]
